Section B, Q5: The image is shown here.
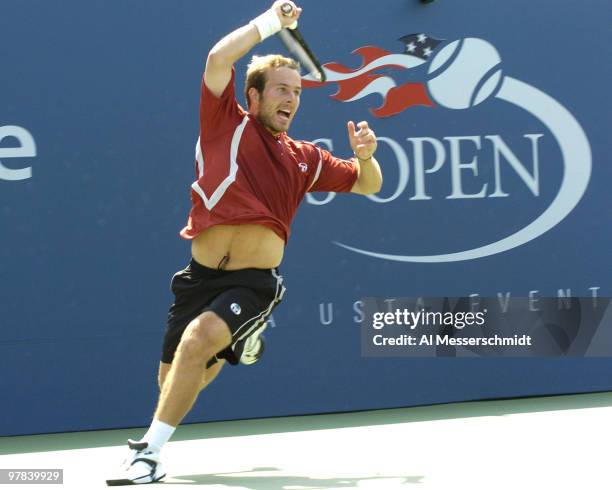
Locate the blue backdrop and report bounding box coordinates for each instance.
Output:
[1,0,610,436]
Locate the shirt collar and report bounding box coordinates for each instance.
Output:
[248,113,287,141]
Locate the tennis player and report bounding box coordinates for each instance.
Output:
[106,0,382,485]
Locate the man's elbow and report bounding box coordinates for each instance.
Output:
[207,50,227,68]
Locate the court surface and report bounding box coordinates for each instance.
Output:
[1,392,610,489]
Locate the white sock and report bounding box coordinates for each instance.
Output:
[141,419,176,452]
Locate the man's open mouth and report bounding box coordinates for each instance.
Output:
[277,109,291,121]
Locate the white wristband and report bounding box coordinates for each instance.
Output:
[250,9,282,41]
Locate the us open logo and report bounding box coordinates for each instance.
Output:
[304,35,592,263]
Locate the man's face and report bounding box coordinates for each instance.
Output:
[251,67,302,135]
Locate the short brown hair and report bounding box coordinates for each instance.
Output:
[244,54,300,108]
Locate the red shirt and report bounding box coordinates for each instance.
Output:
[180,69,359,243]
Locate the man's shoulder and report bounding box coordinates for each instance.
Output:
[284,136,322,158]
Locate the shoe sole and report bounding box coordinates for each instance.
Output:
[240,336,265,365]
[106,473,166,486]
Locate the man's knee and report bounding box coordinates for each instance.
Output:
[176,311,232,361]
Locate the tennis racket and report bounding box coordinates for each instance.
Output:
[277,3,327,82]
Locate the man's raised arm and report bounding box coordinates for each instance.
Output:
[204,1,302,97]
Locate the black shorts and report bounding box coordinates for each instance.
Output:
[161,259,286,366]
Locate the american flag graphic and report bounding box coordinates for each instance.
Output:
[302,33,444,118]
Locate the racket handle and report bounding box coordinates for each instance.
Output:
[280,3,294,15]
[280,2,298,30]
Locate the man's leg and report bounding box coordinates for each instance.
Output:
[158,357,225,393]
[106,310,232,486]
[154,310,232,427]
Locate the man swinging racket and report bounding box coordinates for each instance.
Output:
[107,1,382,485]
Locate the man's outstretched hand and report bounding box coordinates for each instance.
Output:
[347,120,377,161]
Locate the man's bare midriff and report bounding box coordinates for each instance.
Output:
[191,224,285,270]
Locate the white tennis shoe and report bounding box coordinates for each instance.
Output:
[106,439,166,486]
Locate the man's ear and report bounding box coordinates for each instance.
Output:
[247,87,260,111]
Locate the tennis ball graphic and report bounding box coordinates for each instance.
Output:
[427,38,503,109]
